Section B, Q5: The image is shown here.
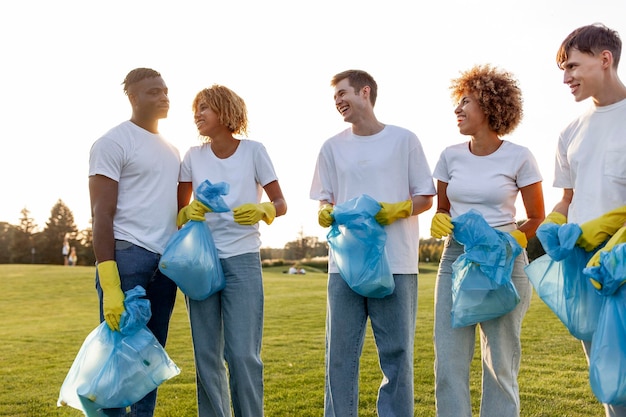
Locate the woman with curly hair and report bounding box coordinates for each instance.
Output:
[429,64,545,417]
[177,84,287,417]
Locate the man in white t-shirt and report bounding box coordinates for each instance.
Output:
[88,68,180,417]
[542,23,626,417]
[310,69,435,417]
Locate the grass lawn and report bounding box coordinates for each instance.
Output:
[0,264,603,416]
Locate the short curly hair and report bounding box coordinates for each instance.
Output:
[192,84,248,141]
[450,64,523,136]
[122,68,161,95]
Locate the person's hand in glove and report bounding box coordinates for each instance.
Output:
[540,211,567,227]
[577,205,626,251]
[375,200,413,226]
[587,226,626,268]
[97,260,125,332]
[509,230,528,248]
[318,203,334,228]
[233,202,276,225]
[431,212,454,239]
[177,199,211,227]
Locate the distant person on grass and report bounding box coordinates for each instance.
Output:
[177,84,286,417]
[541,23,626,417]
[310,69,435,417]
[88,67,180,417]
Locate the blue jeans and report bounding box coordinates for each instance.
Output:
[187,252,264,417]
[325,273,417,417]
[96,240,178,417]
[434,237,532,417]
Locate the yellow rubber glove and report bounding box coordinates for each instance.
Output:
[509,230,528,249]
[97,260,125,332]
[431,212,454,239]
[541,211,567,226]
[318,203,334,228]
[375,200,413,226]
[233,202,276,225]
[177,199,211,227]
[587,226,626,268]
[577,205,626,251]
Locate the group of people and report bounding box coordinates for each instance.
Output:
[87,22,625,417]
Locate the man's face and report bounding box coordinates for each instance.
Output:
[333,78,368,123]
[128,76,169,120]
[560,48,605,102]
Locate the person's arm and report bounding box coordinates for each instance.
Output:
[89,174,118,263]
[177,182,194,212]
[517,182,545,240]
[430,181,454,238]
[263,180,287,218]
[89,174,125,331]
[410,194,434,216]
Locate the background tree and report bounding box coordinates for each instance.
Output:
[0,222,15,264]
[9,208,38,264]
[283,229,328,261]
[38,199,78,265]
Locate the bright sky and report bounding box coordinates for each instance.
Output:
[2,1,626,248]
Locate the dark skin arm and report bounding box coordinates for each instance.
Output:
[518,182,545,239]
[89,174,118,263]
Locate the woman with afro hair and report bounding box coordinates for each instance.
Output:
[429,64,545,417]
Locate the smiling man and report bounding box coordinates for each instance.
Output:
[88,68,180,417]
[541,23,626,417]
[310,69,435,417]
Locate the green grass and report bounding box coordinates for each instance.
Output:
[0,264,602,416]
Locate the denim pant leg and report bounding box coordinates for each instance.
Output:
[369,274,417,417]
[582,341,626,417]
[96,241,177,417]
[434,238,475,417]
[325,273,369,417]
[478,250,532,417]
[222,253,265,417]
[188,291,231,417]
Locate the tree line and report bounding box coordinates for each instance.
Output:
[0,201,544,268]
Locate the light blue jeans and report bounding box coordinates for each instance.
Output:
[187,252,264,417]
[582,340,626,417]
[96,240,178,417]
[434,236,532,417]
[325,272,417,417]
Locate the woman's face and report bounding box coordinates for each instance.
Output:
[194,101,221,137]
[454,93,487,136]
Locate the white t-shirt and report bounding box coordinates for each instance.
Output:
[89,120,180,254]
[310,125,436,274]
[179,140,278,258]
[554,99,626,224]
[433,140,542,226]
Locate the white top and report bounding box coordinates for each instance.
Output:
[433,140,542,226]
[554,98,626,224]
[310,125,436,273]
[89,120,181,254]
[179,140,278,258]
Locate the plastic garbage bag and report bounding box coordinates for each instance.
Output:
[159,180,228,300]
[195,179,230,213]
[159,220,225,300]
[327,194,394,298]
[587,243,626,405]
[450,209,521,328]
[526,222,603,341]
[58,286,180,416]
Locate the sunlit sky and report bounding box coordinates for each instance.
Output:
[2,1,626,248]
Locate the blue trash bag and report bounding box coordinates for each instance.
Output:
[195,179,230,213]
[327,194,394,298]
[526,222,603,341]
[58,286,180,416]
[589,284,626,405]
[450,209,521,328]
[584,243,626,297]
[159,220,225,301]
